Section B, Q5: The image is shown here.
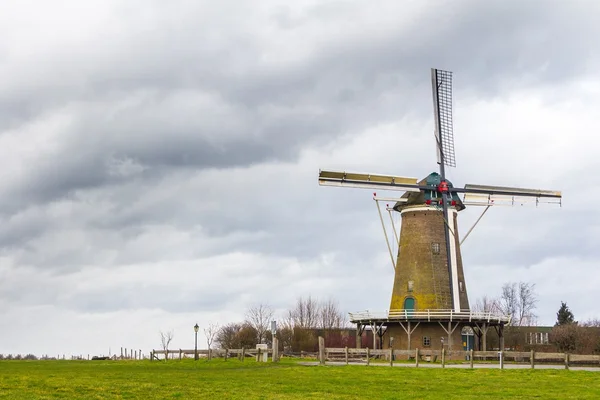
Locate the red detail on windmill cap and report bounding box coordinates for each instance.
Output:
[373,192,376,197]
[451,200,457,206]
[425,199,432,205]
[439,181,449,192]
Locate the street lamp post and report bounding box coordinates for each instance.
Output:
[194,323,199,361]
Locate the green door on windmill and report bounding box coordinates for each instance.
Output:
[404,297,415,318]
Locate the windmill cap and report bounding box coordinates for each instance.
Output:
[393,172,465,212]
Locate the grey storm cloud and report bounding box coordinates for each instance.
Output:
[1,0,595,219]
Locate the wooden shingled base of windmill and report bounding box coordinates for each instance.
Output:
[318,68,562,358]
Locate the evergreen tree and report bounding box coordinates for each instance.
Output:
[555,301,575,326]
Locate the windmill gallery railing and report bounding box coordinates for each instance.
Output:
[348,309,511,324]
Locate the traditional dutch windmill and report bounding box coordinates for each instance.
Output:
[318,68,562,353]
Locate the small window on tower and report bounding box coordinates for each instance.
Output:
[407,281,414,292]
[459,281,464,292]
[431,242,440,254]
[423,336,431,347]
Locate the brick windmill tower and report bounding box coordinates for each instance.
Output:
[318,69,562,354]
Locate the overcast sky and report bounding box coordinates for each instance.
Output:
[1,0,599,357]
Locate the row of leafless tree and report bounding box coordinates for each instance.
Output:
[472,281,538,326]
[472,283,600,354]
[157,296,348,355]
[282,296,348,330]
[215,296,348,352]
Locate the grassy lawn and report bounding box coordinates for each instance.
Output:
[0,358,599,399]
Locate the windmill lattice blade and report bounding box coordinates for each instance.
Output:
[461,184,562,199]
[318,170,420,192]
[431,68,456,168]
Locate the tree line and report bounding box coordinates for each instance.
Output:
[216,296,350,352]
[473,281,600,354]
[551,301,600,354]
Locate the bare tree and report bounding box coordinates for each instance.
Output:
[319,298,346,329]
[498,283,517,323]
[204,322,219,360]
[472,295,500,314]
[159,330,174,360]
[517,282,538,326]
[498,282,537,326]
[288,296,320,329]
[551,323,580,352]
[246,303,274,343]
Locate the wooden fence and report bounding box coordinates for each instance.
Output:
[318,345,600,369]
[151,348,274,361]
[149,339,600,370]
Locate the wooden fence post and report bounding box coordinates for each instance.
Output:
[441,348,445,368]
[366,347,370,366]
[345,347,349,365]
[415,348,419,368]
[241,347,246,362]
[179,349,182,361]
[256,348,261,362]
[318,337,325,366]
[530,350,535,369]
[389,347,393,367]
[272,337,279,362]
[499,351,504,370]
[565,353,569,370]
[469,350,474,368]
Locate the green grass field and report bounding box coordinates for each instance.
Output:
[1,358,599,399]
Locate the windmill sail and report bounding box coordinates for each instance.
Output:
[432,68,460,311]
[461,183,561,198]
[318,170,421,192]
[431,68,456,168]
